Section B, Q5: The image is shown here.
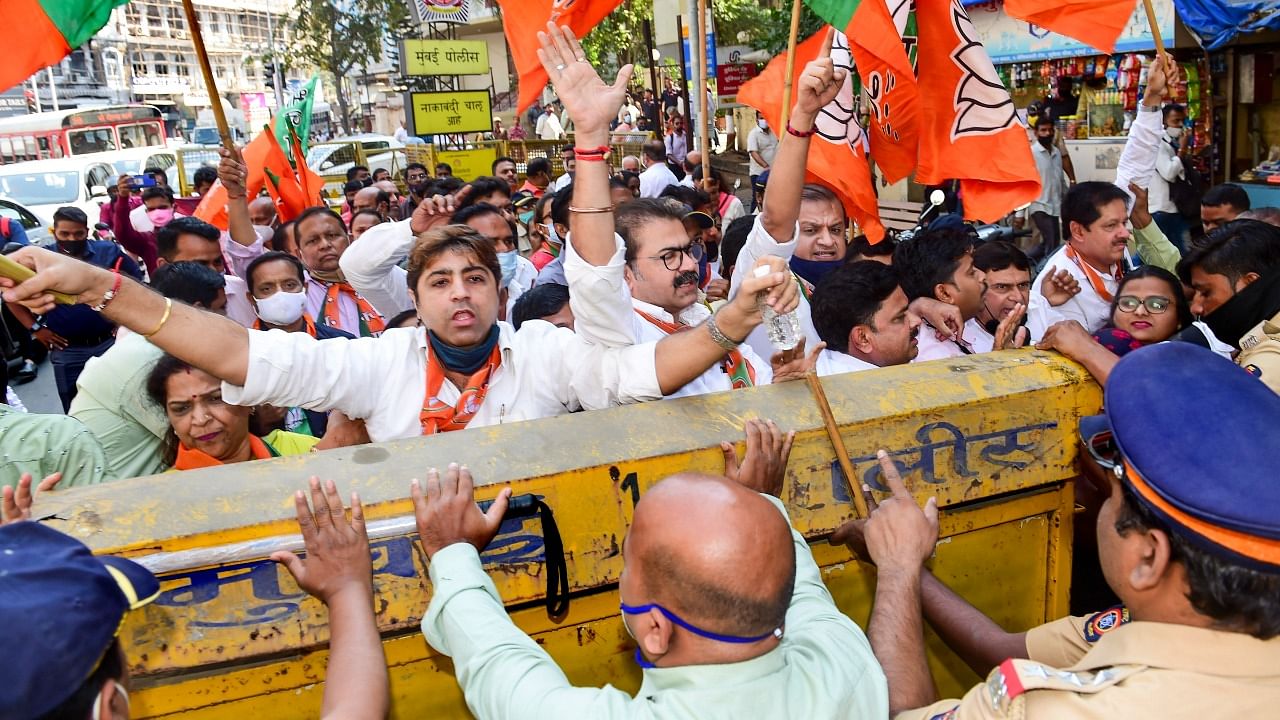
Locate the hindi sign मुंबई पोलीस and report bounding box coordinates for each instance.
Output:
[402,39,490,76]
[410,91,493,136]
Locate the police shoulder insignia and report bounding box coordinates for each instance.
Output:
[1083,605,1130,642]
[1245,364,1262,378]
[985,659,1027,713]
[928,708,958,720]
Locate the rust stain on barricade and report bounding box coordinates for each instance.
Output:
[34,350,1099,718]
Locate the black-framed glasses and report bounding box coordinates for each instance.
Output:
[646,242,704,271]
[1116,295,1171,314]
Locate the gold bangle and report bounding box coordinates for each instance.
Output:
[142,297,173,338]
[568,205,616,214]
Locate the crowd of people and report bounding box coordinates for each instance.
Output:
[1,22,1278,720]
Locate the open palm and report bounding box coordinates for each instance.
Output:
[536,22,633,138]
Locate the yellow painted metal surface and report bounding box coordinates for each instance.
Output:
[36,350,1100,718]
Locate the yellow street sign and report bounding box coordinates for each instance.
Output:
[402,39,490,76]
[409,91,492,136]
[435,147,498,181]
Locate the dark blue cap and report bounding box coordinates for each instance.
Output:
[1078,342,1280,568]
[753,170,770,190]
[0,522,159,718]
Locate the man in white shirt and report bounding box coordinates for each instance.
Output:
[894,225,997,361]
[638,141,678,198]
[414,418,887,720]
[1029,55,1176,341]
[290,206,387,337]
[551,146,575,192]
[970,240,1033,352]
[1029,115,1068,261]
[1148,103,1189,251]
[747,112,778,211]
[537,101,565,140]
[810,260,921,375]
[664,114,688,165]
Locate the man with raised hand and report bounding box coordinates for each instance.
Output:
[540,24,801,398]
[415,418,888,719]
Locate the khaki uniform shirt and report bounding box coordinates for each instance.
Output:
[897,607,1280,719]
[1237,310,1280,396]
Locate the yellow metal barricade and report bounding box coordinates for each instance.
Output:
[38,350,1099,718]
[175,146,221,198]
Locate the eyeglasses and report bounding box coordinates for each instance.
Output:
[1116,295,1171,314]
[646,242,704,271]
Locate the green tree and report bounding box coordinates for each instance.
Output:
[579,0,653,80]
[288,0,407,134]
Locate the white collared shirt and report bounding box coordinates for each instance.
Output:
[815,348,879,376]
[913,318,995,362]
[625,298,773,399]
[729,215,822,363]
[1028,245,1126,339]
[638,163,679,198]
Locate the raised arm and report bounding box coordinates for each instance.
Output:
[760,29,845,243]
[536,23,632,267]
[218,146,258,249]
[113,176,158,272]
[1,247,250,385]
[1114,55,1175,208]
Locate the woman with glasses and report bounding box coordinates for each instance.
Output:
[1092,266,1192,357]
[1037,265,1193,386]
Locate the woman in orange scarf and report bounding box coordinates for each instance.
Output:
[145,355,317,471]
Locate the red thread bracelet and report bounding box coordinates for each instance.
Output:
[90,269,122,312]
[786,122,816,138]
[574,145,610,157]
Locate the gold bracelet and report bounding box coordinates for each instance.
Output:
[568,205,617,214]
[142,297,173,338]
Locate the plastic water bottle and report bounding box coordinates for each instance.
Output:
[755,264,802,351]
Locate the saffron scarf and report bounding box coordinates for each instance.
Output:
[1065,245,1123,303]
[320,281,386,337]
[173,435,276,471]
[635,309,756,389]
[253,314,319,337]
[420,340,503,435]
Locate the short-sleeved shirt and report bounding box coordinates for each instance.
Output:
[748,127,779,176]
[1237,309,1280,395]
[896,608,1280,719]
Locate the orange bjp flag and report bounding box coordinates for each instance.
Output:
[261,128,309,223]
[806,0,921,184]
[913,0,1040,222]
[494,0,626,113]
[1003,0,1138,55]
[193,131,274,230]
[737,30,885,242]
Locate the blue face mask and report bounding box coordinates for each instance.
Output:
[620,601,782,669]
[498,250,518,288]
[789,255,842,288]
[518,210,535,226]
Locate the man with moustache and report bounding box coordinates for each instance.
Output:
[970,241,1033,352]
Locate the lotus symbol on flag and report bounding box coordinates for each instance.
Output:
[815,31,870,158]
[948,0,1018,140]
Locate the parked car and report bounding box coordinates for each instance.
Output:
[306,134,406,204]
[0,197,53,247]
[0,156,116,221]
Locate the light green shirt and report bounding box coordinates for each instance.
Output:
[1128,221,1181,274]
[0,404,108,490]
[69,331,168,480]
[422,495,888,720]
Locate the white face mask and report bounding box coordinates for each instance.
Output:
[757,119,769,131]
[254,289,307,326]
[1166,126,1184,139]
[543,221,562,248]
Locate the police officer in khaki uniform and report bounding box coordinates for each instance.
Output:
[836,342,1280,718]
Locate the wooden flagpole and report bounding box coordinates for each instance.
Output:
[806,373,872,520]
[1141,0,1167,62]
[697,0,711,184]
[780,0,803,130]
[181,0,236,152]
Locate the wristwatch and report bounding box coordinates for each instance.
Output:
[29,318,44,333]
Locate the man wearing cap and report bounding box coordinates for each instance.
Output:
[833,342,1280,718]
[0,521,159,719]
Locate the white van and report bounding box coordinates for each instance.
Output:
[0,157,116,221]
